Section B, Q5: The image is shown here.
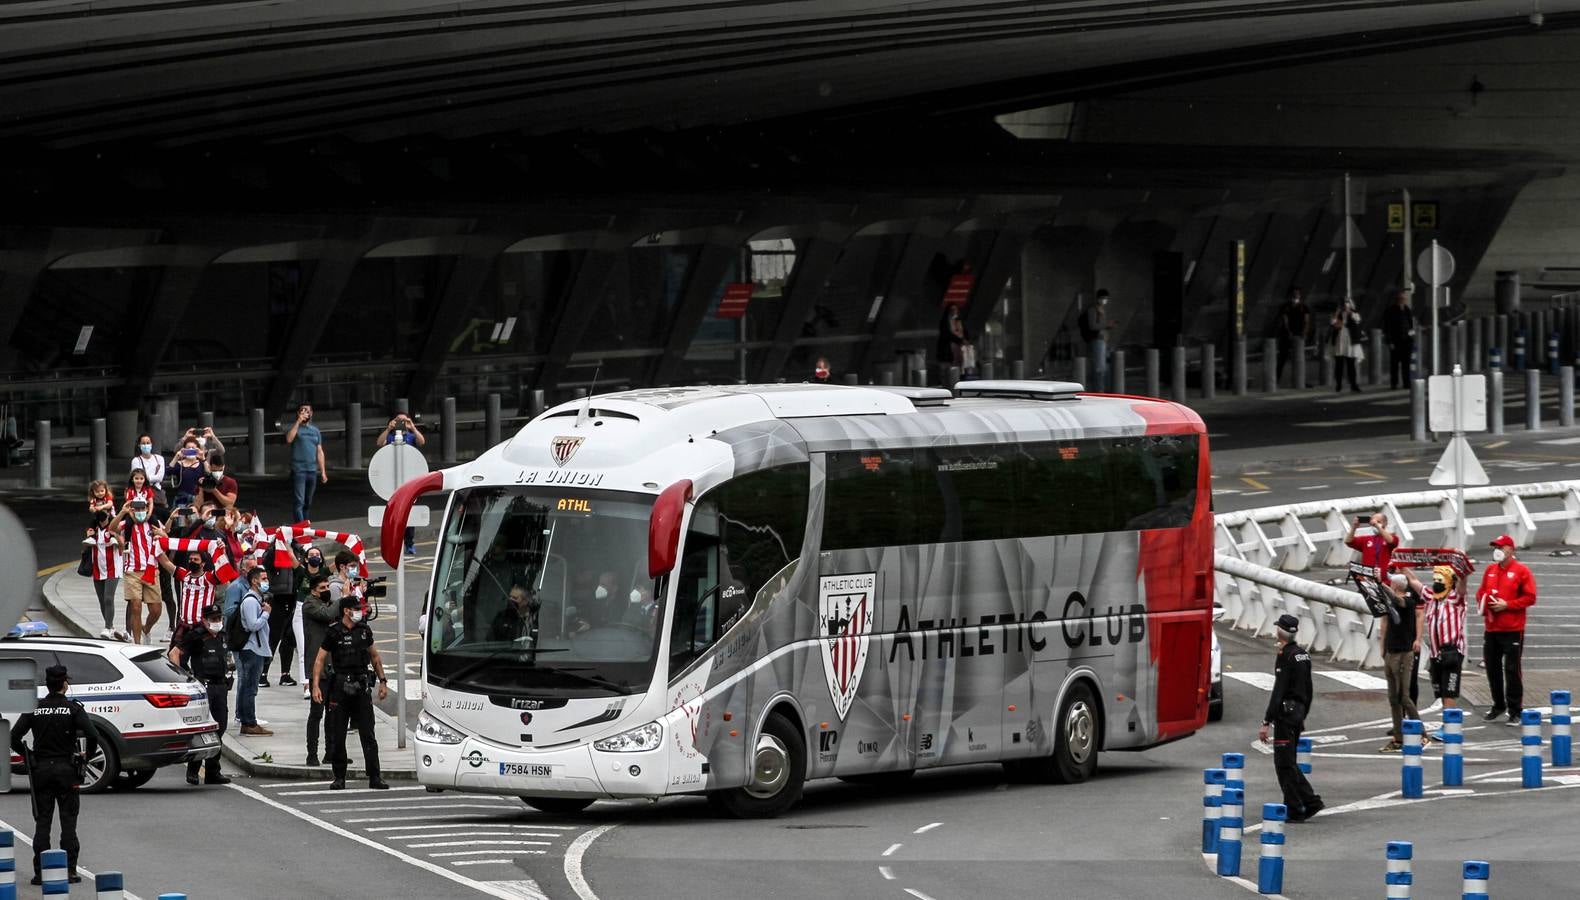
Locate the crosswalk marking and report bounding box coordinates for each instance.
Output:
[408,840,555,848]
[1538,436,1580,445]
[1225,672,1277,690]
[1316,671,1390,690]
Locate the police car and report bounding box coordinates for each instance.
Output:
[2,635,220,792]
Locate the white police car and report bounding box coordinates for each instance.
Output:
[2,635,220,792]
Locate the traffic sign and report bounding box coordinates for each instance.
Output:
[369,505,430,528]
[1387,203,1406,232]
[367,442,428,501]
[1428,373,1487,432]
[1417,244,1455,286]
[1413,203,1438,230]
[1430,436,1489,487]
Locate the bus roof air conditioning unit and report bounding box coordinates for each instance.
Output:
[952,380,1083,401]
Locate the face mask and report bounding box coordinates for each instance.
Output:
[259,581,271,592]
[350,610,365,624]
[197,437,207,447]
[210,469,224,479]
[204,517,216,528]
[1099,297,1108,306]
[307,558,322,568]
[1432,582,1446,594]
[594,586,609,601]
[630,589,643,605]
[1492,549,1507,564]
[206,621,224,634]
[139,443,151,454]
[133,511,148,523]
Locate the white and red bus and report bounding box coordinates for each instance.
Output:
[382,380,1213,817]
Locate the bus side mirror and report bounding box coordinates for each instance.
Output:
[381,471,445,568]
[649,479,694,578]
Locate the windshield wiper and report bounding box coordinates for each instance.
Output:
[434,643,567,688]
[549,666,630,692]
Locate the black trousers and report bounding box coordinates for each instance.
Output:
[30,759,80,873]
[1272,718,1320,818]
[326,689,380,780]
[1335,357,1359,391]
[1484,630,1525,713]
[1276,337,1294,383]
[1389,342,1413,388]
[267,597,297,676]
[189,677,228,777]
[307,696,326,759]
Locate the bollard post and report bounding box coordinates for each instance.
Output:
[1010,360,1025,380]
[344,402,362,469]
[1296,737,1313,775]
[1411,380,1427,442]
[1515,329,1527,370]
[1564,367,1576,428]
[946,365,961,389]
[1552,690,1572,767]
[485,393,502,448]
[1490,370,1505,436]
[0,829,13,900]
[1551,331,1562,375]
[1145,348,1161,398]
[1071,356,1087,388]
[1319,350,1333,391]
[1172,345,1187,402]
[1369,328,1384,385]
[108,410,138,461]
[1470,317,1483,374]
[1233,340,1248,396]
[40,849,66,896]
[1489,345,1503,371]
[1292,337,1307,389]
[1256,803,1286,895]
[981,361,996,381]
[441,396,458,464]
[1401,718,1424,797]
[1386,841,1414,900]
[1215,788,1244,877]
[1261,338,1277,393]
[1112,350,1127,394]
[157,895,188,900]
[1521,708,1543,788]
[842,373,858,386]
[1202,343,1217,399]
[33,420,51,489]
[529,389,546,418]
[248,408,265,475]
[95,871,125,900]
[90,417,107,484]
[1527,369,1542,431]
[1202,768,1226,853]
[1462,860,1490,900]
[1221,752,1245,793]
[1442,707,1465,786]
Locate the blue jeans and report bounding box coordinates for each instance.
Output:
[236,649,269,726]
[291,469,318,523]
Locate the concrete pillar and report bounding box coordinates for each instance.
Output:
[485,393,502,448]
[1112,350,1127,394]
[1171,346,1187,402]
[880,369,897,387]
[1562,367,1575,428]
[1470,317,1484,374]
[1496,314,1510,369]
[1071,355,1087,388]
[90,417,107,484]
[344,402,363,468]
[1010,360,1026,380]
[108,410,138,459]
[1411,381,1427,442]
[841,374,858,386]
[1292,337,1307,390]
[1495,270,1521,315]
[529,389,547,418]
[981,362,996,381]
[945,366,961,389]
[1145,348,1160,398]
[1527,370,1543,431]
[199,410,214,430]
[1201,343,1216,399]
[248,409,265,475]
[1262,338,1278,393]
[441,396,458,464]
[1232,340,1247,396]
[155,398,180,453]
[1369,328,1384,386]
[1491,369,1505,436]
[1320,351,1334,390]
[34,420,51,489]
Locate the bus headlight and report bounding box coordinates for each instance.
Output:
[593,722,663,752]
[416,711,466,745]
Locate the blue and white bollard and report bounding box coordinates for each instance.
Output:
[157,895,188,900]
[1442,707,1465,786]
[1256,803,1285,895]
[39,849,67,896]
[1550,333,1562,375]
[1297,737,1313,774]
[1462,860,1490,900]
[96,871,124,900]
[0,829,15,900]
[1222,752,1246,793]
[1522,708,1544,788]
[1552,690,1572,767]
[1216,787,1244,877]
[1386,840,1414,900]
[1401,718,1424,798]
[1490,346,1503,370]
[1202,768,1227,854]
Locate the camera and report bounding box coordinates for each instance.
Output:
[199,473,220,489]
[365,575,389,599]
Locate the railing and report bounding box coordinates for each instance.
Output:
[1212,481,1580,667]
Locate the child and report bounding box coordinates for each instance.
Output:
[87,480,116,516]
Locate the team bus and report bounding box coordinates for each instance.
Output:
[382,380,1213,818]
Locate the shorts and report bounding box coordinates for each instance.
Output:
[1429,650,1463,699]
[121,572,159,605]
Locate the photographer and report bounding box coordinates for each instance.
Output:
[376,409,426,556]
[285,403,326,522]
[168,433,207,509]
[312,595,390,791]
[197,450,238,510]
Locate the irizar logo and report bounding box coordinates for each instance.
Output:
[550,435,585,467]
[818,573,876,722]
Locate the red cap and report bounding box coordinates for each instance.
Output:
[1489,534,1515,548]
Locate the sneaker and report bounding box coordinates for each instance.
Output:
[369,778,391,790]
[1305,799,1326,817]
[302,689,311,701]
[1422,733,1437,745]
[1482,707,1507,722]
[259,675,271,688]
[1379,740,1403,753]
[97,628,113,639]
[1506,713,1522,727]
[405,543,417,556]
[112,629,130,642]
[280,675,297,687]
[239,724,274,736]
[185,768,200,786]
[1428,729,1446,742]
[330,779,346,791]
[204,773,232,785]
[305,754,320,767]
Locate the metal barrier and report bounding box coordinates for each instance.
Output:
[1214,552,1382,666]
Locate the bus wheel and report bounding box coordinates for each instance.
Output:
[707,711,805,818]
[520,796,594,815]
[1017,683,1101,784]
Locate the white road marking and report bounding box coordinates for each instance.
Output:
[565,823,622,900]
[366,823,572,833]
[226,782,543,899]
[303,795,515,806]
[1537,436,1580,445]
[904,889,940,900]
[1225,672,1277,690]
[1199,853,1290,900]
[409,840,554,848]
[431,851,550,858]
[486,879,551,900]
[913,822,943,834]
[1242,490,1272,496]
[266,780,339,788]
[395,831,564,840]
[879,866,896,880]
[1316,670,1390,690]
[883,843,903,857]
[1356,479,1386,485]
[0,815,145,900]
[453,860,517,866]
[1298,484,1332,490]
[344,809,533,821]
[276,785,427,796]
[1295,415,1404,428]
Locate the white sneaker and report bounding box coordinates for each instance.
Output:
[98,628,113,639]
[113,629,130,642]
[302,689,311,701]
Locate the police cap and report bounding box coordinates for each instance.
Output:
[202,603,224,620]
[1275,614,1300,633]
[339,595,361,612]
[44,664,69,685]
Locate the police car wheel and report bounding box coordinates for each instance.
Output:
[520,797,594,815]
[706,711,805,819]
[76,730,118,794]
[112,768,156,791]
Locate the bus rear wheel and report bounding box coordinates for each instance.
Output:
[1015,683,1101,785]
[520,796,594,815]
[706,711,805,819]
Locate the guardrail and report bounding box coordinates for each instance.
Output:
[1212,481,1580,667]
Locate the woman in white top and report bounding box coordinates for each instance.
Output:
[131,433,167,510]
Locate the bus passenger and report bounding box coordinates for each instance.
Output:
[488,584,536,643]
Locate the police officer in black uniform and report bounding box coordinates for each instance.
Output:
[312,594,391,791]
[1257,614,1324,822]
[171,603,233,785]
[10,664,96,884]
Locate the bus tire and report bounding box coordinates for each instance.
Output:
[706,711,805,819]
[1019,682,1101,785]
[520,796,595,815]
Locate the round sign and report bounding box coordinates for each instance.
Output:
[367,442,429,501]
[0,504,39,631]
[1417,245,1456,286]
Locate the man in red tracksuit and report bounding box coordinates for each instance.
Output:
[1475,534,1537,725]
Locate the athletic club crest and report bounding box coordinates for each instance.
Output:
[818,573,876,721]
[549,436,584,467]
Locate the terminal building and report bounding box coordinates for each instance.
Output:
[2,1,1579,439]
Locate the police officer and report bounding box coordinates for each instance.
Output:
[1257,614,1324,822]
[312,594,391,791]
[170,603,233,785]
[10,664,96,884]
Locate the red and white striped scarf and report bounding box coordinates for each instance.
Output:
[269,523,368,577]
[88,529,121,581]
[158,537,239,584]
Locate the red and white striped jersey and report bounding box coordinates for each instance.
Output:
[126,485,156,507]
[87,529,121,581]
[1425,589,1467,655]
[121,521,162,577]
[175,567,220,625]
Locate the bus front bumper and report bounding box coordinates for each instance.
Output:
[414,735,669,799]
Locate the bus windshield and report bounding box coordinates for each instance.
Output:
[426,487,661,697]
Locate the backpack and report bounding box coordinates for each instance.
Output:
[225,594,254,652]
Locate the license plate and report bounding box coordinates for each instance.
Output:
[499,762,554,777]
[194,732,217,746]
[182,713,206,724]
